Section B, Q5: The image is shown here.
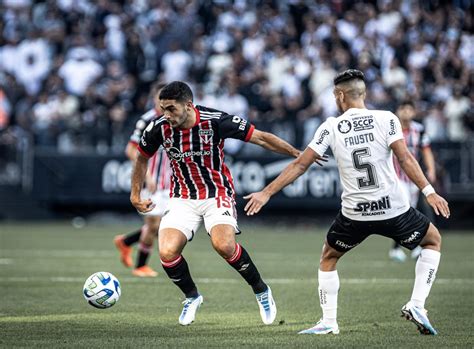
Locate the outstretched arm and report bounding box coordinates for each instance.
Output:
[248,129,300,157]
[248,129,327,165]
[390,139,449,218]
[130,152,155,213]
[244,147,320,215]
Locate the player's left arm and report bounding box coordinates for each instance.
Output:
[249,129,327,166]
[391,139,449,218]
[244,147,319,215]
[421,146,436,183]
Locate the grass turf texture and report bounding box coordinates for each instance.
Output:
[0,222,473,348]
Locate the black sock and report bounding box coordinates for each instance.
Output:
[123,229,142,246]
[227,244,267,294]
[393,241,401,249]
[161,255,198,298]
[136,242,151,268]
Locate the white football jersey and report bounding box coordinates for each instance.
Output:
[308,108,410,221]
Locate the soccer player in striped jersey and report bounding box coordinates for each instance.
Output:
[114,83,171,277]
[390,100,437,262]
[245,70,449,335]
[131,81,326,326]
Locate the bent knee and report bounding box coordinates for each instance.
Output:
[212,240,235,259]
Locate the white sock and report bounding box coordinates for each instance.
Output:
[318,269,339,325]
[410,249,441,309]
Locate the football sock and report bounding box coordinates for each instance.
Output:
[136,242,152,268]
[226,243,267,294]
[410,248,441,309]
[123,229,142,246]
[318,269,339,326]
[393,241,401,249]
[161,255,199,299]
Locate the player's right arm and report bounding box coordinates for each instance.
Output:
[130,119,162,213]
[390,138,450,218]
[244,147,321,215]
[130,152,155,213]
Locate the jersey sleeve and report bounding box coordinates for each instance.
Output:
[217,113,255,142]
[386,113,404,146]
[137,120,163,158]
[307,121,331,156]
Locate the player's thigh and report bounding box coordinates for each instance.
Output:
[158,228,188,260]
[159,198,202,241]
[382,207,431,250]
[419,223,441,251]
[326,211,368,253]
[202,196,239,235]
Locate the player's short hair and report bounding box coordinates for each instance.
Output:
[159,81,193,103]
[334,69,365,86]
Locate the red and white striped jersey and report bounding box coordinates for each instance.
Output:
[128,108,172,191]
[137,105,255,200]
[393,120,431,183]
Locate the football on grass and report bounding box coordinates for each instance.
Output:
[83,272,121,309]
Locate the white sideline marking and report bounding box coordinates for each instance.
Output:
[0,259,13,265]
[0,276,471,285]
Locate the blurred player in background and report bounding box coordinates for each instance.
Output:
[390,100,437,262]
[131,81,326,326]
[245,70,449,335]
[114,83,171,277]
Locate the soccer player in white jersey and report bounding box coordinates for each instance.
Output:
[390,100,437,262]
[244,70,450,335]
[114,83,171,277]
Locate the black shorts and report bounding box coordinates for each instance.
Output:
[326,207,431,252]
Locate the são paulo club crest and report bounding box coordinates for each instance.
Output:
[199,129,214,144]
[337,120,351,134]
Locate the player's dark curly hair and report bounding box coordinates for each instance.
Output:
[334,69,365,85]
[159,81,194,102]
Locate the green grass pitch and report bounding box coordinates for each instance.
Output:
[0,222,473,348]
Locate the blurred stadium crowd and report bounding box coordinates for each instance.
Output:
[0,0,472,153]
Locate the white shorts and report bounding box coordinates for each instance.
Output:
[140,189,170,217]
[159,197,238,241]
[400,181,419,208]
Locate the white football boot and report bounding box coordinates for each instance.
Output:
[298,319,340,334]
[255,286,277,325]
[401,301,437,335]
[179,295,203,326]
[389,247,407,262]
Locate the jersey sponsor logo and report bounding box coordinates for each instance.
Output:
[353,195,391,216]
[352,116,374,131]
[389,119,396,135]
[335,240,359,250]
[315,129,329,145]
[344,132,374,147]
[198,129,214,144]
[232,116,248,131]
[400,231,420,244]
[338,120,351,133]
[167,147,211,162]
